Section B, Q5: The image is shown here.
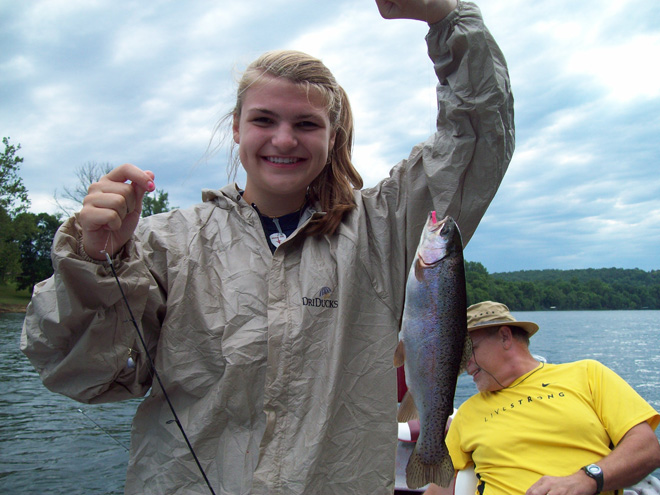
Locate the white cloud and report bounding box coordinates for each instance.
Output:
[0,55,36,79]
[111,24,170,65]
[566,33,660,102]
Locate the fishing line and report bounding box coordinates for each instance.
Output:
[471,351,506,390]
[471,337,545,390]
[101,247,217,495]
[78,408,129,451]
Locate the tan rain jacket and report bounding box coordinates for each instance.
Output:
[21,3,514,494]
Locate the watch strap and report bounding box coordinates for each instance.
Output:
[582,464,603,494]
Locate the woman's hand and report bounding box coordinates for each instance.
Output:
[79,163,155,260]
[375,0,458,24]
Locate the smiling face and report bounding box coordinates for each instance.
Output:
[467,327,504,392]
[233,75,336,216]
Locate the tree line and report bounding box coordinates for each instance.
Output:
[466,261,660,311]
[1,137,173,293]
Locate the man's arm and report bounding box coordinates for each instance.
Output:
[526,421,660,495]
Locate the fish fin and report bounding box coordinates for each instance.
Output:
[414,258,424,282]
[393,340,405,368]
[406,446,455,489]
[459,333,473,374]
[397,390,419,422]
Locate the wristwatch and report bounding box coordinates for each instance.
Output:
[582,464,603,494]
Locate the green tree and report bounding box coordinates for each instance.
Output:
[465,261,491,306]
[1,137,30,283]
[0,207,21,283]
[142,188,175,217]
[14,212,62,293]
[467,263,660,310]
[1,137,30,217]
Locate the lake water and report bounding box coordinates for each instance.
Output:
[1,310,659,494]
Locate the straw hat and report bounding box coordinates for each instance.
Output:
[467,301,539,337]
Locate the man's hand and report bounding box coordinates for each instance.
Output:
[375,0,458,24]
[526,471,596,495]
[526,422,660,495]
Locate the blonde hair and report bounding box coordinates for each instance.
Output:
[228,50,363,236]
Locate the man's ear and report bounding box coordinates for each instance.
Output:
[499,325,514,350]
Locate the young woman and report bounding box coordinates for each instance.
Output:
[21,1,514,493]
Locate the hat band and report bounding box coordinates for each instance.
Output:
[470,318,515,327]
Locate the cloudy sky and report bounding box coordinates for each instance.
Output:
[2,0,659,273]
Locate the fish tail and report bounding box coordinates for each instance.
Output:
[406,448,455,489]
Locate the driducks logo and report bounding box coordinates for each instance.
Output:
[302,286,339,309]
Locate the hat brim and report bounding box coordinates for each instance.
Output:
[468,321,539,337]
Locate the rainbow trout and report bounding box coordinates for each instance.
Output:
[394,213,470,489]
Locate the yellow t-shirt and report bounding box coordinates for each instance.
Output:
[446,360,660,495]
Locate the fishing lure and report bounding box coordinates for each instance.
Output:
[102,249,217,495]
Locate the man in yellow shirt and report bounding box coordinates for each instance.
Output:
[443,301,660,495]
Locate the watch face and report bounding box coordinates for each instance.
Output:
[587,464,602,475]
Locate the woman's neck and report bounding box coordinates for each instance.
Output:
[243,191,307,218]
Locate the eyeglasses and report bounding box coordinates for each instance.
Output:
[469,327,501,349]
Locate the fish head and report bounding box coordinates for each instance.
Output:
[415,213,463,269]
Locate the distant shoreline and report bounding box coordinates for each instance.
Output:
[0,305,27,314]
